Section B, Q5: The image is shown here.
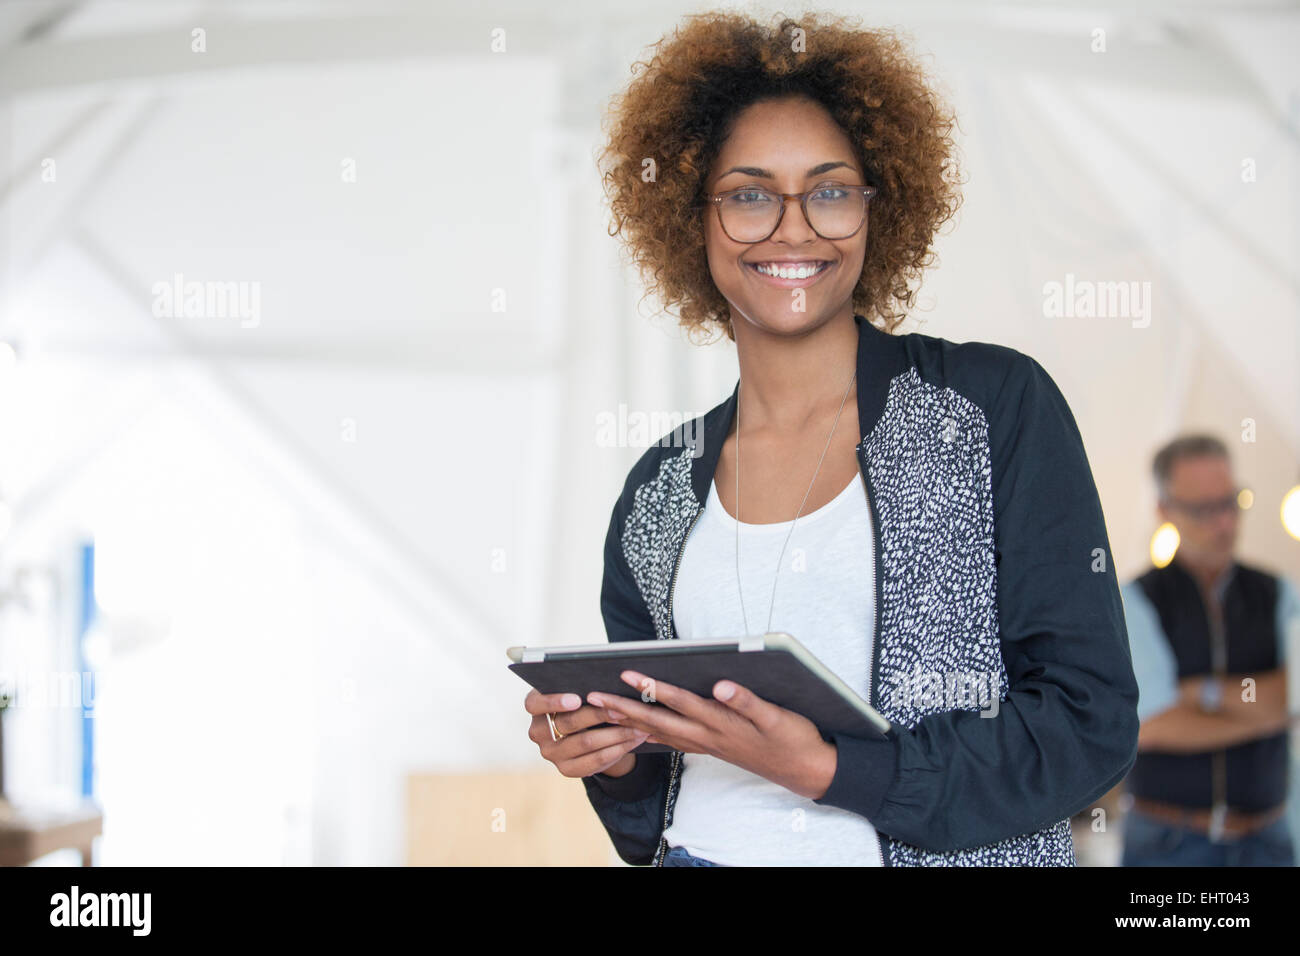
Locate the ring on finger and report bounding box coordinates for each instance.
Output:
[546,712,566,741]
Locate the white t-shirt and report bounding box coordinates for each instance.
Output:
[662,468,883,866]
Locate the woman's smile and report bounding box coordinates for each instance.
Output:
[743,258,835,288]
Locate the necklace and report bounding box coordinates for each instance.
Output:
[734,365,858,635]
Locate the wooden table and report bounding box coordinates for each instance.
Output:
[0,801,103,866]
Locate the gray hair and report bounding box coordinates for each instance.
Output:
[1152,434,1230,501]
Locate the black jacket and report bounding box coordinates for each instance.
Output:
[582,314,1140,865]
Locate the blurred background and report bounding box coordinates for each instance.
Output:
[0,0,1296,866]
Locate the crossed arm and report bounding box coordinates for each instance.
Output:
[1137,668,1290,752]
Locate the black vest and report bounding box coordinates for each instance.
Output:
[1126,558,1288,810]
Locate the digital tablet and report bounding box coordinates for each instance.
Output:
[507,631,891,755]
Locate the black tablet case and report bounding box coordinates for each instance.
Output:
[510,643,888,754]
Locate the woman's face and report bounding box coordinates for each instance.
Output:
[703,95,870,337]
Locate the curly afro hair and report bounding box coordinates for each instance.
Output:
[598,10,964,343]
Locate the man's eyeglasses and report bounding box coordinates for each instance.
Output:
[1162,492,1242,522]
[702,184,878,243]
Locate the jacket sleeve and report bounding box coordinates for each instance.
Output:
[578,488,672,865]
[813,352,1141,853]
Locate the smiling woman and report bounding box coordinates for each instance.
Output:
[701,99,878,336]
[522,9,1139,868]
[595,9,962,344]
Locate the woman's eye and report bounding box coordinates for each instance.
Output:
[811,186,849,201]
[733,189,773,204]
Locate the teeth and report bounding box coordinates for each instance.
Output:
[754,261,826,279]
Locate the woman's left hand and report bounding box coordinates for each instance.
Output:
[587,670,838,800]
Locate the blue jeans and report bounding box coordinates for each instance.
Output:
[662,845,726,867]
[1121,808,1295,866]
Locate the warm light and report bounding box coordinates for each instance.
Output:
[1282,486,1300,541]
[1237,488,1253,510]
[1150,521,1180,567]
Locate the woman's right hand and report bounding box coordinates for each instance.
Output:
[526,689,649,778]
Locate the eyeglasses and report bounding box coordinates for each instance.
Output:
[702,184,878,243]
[1162,492,1242,522]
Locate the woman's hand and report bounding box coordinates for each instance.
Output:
[525,688,650,778]
[587,671,838,800]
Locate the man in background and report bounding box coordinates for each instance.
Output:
[1120,434,1296,865]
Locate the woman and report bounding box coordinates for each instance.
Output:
[523,11,1139,866]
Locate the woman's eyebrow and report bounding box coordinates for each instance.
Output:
[717,161,855,179]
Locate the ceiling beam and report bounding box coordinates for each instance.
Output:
[0,5,1274,102]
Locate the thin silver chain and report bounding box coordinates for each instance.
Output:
[735,365,858,635]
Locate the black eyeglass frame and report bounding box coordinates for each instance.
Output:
[1160,490,1244,522]
[700,184,879,243]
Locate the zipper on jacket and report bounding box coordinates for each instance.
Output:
[858,438,889,867]
[655,504,702,866]
[858,442,883,714]
[1190,572,1229,840]
[666,507,702,644]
